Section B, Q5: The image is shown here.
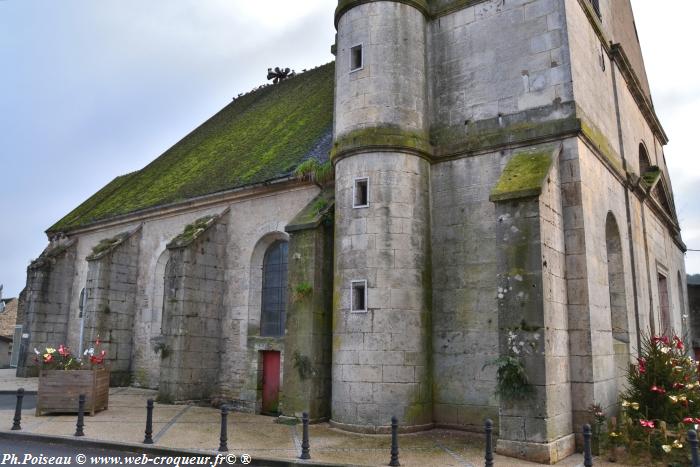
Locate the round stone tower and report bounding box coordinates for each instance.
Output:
[331,0,433,432]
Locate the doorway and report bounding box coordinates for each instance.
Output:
[261,351,280,414]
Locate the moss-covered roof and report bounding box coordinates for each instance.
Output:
[49,63,335,234]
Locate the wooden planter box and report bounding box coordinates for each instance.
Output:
[36,367,109,416]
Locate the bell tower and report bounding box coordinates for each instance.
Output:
[330,0,433,432]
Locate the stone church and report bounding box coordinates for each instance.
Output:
[17,0,689,462]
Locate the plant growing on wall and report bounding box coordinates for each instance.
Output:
[484,322,540,401]
[294,159,334,187]
[292,282,313,303]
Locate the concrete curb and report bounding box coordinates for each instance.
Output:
[0,430,357,467]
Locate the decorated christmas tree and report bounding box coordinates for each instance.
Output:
[609,334,700,463]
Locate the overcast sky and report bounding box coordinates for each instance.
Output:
[0,1,698,298]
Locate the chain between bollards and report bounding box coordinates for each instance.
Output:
[484,419,494,467]
[11,388,24,431]
[74,394,86,437]
[583,424,593,467]
[144,399,154,444]
[300,412,310,460]
[218,405,229,452]
[389,416,400,467]
[689,429,700,467]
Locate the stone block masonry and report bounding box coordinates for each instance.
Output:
[17,239,78,377]
[158,212,229,402]
[280,192,334,422]
[84,227,142,386]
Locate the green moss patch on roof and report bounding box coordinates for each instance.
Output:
[490,145,558,202]
[49,63,335,234]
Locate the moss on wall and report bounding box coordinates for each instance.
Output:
[167,216,217,249]
[490,146,556,202]
[331,126,431,160]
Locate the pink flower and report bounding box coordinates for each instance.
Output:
[58,345,70,357]
[683,417,695,424]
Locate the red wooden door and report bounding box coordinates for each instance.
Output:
[262,351,281,414]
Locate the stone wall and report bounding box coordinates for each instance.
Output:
[429,0,573,141]
[332,152,433,432]
[158,214,229,402]
[430,151,500,430]
[280,192,334,421]
[491,144,574,463]
[17,240,77,377]
[690,284,700,350]
[83,227,142,386]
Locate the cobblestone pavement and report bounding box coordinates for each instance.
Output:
[0,378,622,466]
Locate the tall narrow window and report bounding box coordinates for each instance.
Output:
[606,213,629,395]
[590,0,601,18]
[261,241,289,337]
[351,280,367,313]
[658,273,671,335]
[350,44,363,72]
[353,177,369,208]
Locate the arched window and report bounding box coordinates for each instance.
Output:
[153,250,170,334]
[606,213,629,391]
[260,241,288,337]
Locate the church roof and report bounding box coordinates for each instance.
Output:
[48,62,335,234]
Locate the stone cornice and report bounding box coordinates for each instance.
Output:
[335,0,430,27]
[54,178,316,238]
[574,0,668,145]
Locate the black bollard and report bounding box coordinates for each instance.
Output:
[11,388,25,431]
[300,412,311,460]
[75,394,86,437]
[583,424,593,467]
[484,419,494,467]
[218,405,229,452]
[143,399,154,444]
[389,416,400,467]
[689,429,700,467]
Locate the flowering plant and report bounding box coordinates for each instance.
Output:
[484,321,541,401]
[34,338,107,371]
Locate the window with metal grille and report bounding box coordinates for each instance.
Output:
[261,241,289,337]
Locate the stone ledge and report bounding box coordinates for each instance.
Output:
[496,433,576,465]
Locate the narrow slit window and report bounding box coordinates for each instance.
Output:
[353,177,369,208]
[350,44,363,72]
[351,280,367,313]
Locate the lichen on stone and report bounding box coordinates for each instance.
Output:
[490,146,557,202]
[87,232,130,260]
[167,216,217,249]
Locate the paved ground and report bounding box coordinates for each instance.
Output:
[0,437,154,467]
[0,369,37,392]
[0,371,614,466]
